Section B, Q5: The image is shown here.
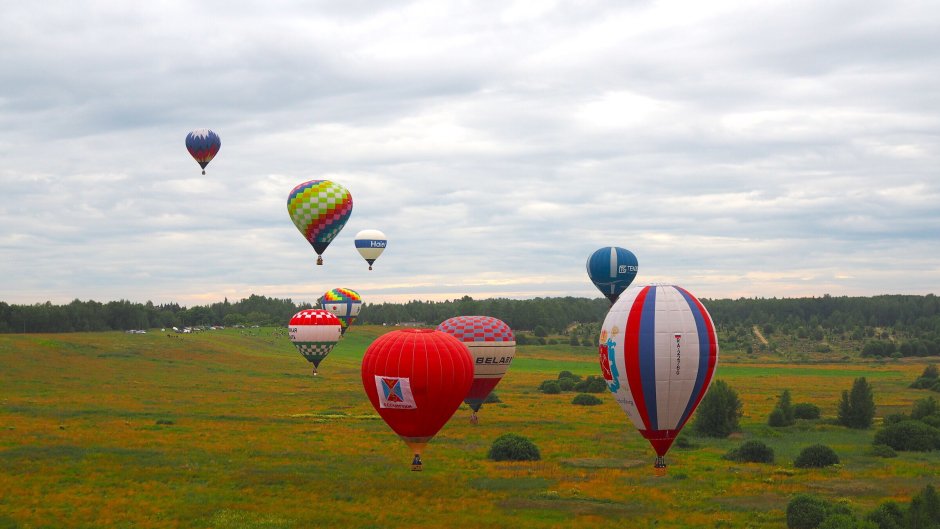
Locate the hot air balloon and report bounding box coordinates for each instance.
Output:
[361,329,473,470]
[320,288,362,336]
[354,229,387,270]
[598,284,718,473]
[287,180,353,265]
[436,316,515,423]
[587,247,638,303]
[288,309,343,376]
[185,129,221,175]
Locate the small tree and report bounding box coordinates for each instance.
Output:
[769,390,796,427]
[837,377,875,429]
[488,434,540,461]
[865,501,904,529]
[692,380,742,438]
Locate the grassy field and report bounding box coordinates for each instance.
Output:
[1,326,937,528]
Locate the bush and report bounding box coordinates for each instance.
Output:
[837,377,875,429]
[873,420,940,452]
[911,396,938,421]
[488,434,541,462]
[571,393,603,406]
[674,435,697,449]
[817,514,863,529]
[794,444,840,468]
[883,413,908,426]
[911,377,938,390]
[573,376,608,393]
[539,380,561,394]
[787,494,830,529]
[865,501,904,529]
[692,380,742,438]
[793,403,821,420]
[868,444,897,458]
[557,378,577,391]
[558,370,581,382]
[769,408,790,427]
[922,364,939,380]
[723,440,774,463]
[484,392,501,404]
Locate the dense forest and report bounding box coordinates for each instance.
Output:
[2,293,939,357]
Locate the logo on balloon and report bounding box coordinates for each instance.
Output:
[376,376,417,409]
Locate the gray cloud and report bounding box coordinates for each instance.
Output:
[1,0,938,306]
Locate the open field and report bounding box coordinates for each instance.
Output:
[1,326,938,528]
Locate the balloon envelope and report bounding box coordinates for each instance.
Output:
[287,180,353,264]
[586,247,638,303]
[599,284,718,462]
[354,229,387,270]
[361,329,473,457]
[185,129,221,174]
[288,309,342,372]
[321,288,362,335]
[436,316,515,413]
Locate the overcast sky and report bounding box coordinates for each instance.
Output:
[1,0,938,307]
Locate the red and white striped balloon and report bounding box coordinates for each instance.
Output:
[598,284,719,470]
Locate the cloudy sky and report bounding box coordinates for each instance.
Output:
[1,0,938,306]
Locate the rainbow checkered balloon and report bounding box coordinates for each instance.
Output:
[287,180,353,265]
[321,288,363,335]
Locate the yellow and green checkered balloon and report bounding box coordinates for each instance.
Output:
[287,180,353,265]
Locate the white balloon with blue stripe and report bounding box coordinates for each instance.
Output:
[354,229,387,270]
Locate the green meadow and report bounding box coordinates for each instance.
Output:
[0,327,937,528]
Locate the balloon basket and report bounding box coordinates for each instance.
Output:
[469,413,478,425]
[411,454,423,471]
[316,256,323,266]
[368,265,373,271]
[201,170,206,175]
[653,457,667,477]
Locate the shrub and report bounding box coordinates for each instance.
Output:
[484,392,501,404]
[558,378,577,391]
[922,364,939,380]
[837,377,875,429]
[868,444,897,458]
[674,435,697,449]
[817,514,863,529]
[558,370,581,382]
[573,376,608,393]
[873,420,940,452]
[692,380,742,438]
[911,396,938,421]
[539,380,561,394]
[723,440,774,464]
[571,393,603,406]
[865,501,904,529]
[794,444,839,468]
[793,403,821,420]
[769,408,790,427]
[911,377,937,390]
[787,494,830,529]
[488,434,541,462]
[883,413,908,426]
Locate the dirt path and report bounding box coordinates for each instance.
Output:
[752,325,769,345]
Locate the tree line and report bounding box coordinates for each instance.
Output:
[2,293,939,342]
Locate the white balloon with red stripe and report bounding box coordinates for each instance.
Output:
[598,284,719,470]
[288,309,343,375]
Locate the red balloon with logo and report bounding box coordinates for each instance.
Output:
[361,329,473,468]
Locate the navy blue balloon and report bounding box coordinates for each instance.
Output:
[586,247,639,303]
